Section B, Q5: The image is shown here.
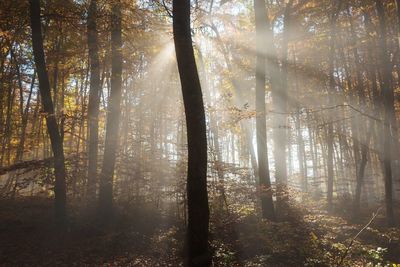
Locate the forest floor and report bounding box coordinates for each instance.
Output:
[0,196,399,267]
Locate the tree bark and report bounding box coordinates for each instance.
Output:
[86,0,101,201]
[29,0,67,225]
[376,0,395,226]
[173,1,211,266]
[254,0,275,220]
[98,0,123,218]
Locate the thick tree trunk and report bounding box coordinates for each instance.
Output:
[86,0,101,200]
[173,1,211,266]
[254,0,275,220]
[29,0,67,224]
[98,0,123,218]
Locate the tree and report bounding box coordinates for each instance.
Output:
[271,1,291,205]
[172,0,211,266]
[375,0,395,226]
[29,0,67,224]
[86,0,101,200]
[254,0,275,220]
[326,0,342,212]
[98,0,123,218]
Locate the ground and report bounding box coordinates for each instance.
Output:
[0,197,399,266]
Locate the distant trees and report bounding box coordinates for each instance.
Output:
[172,0,211,266]
[98,0,123,218]
[29,0,67,224]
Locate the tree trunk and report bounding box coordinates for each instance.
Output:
[173,1,211,266]
[353,130,372,219]
[326,0,342,211]
[15,71,35,163]
[376,0,395,226]
[98,0,123,218]
[29,0,67,225]
[292,46,307,192]
[86,0,101,201]
[197,48,228,211]
[271,15,288,199]
[396,0,400,51]
[254,0,276,220]
[207,23,258,178]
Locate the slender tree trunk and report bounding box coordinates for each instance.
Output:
[254,0,276,220]
[173,1,211,265]
[29,0,67,224]
[276,0,292,186]
[0,72,14,167]
[396,0,400,51]
[197,48,228,211]
[208,23,258,178]
[271,14,288,201]
[86,0,101,200]
[0,49,8,147]
[52,36,61,112]
[98,0,123,218]
[326,1,342,211]
[293,47,307,192]
[15,71,36,163]
[376,0,395,226]
[307,113,318,194]
[353,130,372,219]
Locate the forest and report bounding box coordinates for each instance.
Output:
[0,0,399,266]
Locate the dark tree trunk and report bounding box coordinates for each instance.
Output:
[29,0,67,225]
[172,1,211,266]
[254,0,275,220]
[86,0,101,200]
[98,0,123,218]
[376,0,395,226]
[353,131,372,219]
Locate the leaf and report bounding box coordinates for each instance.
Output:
[310,231,318,241]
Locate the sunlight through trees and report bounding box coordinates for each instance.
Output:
[0,0,399,266]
